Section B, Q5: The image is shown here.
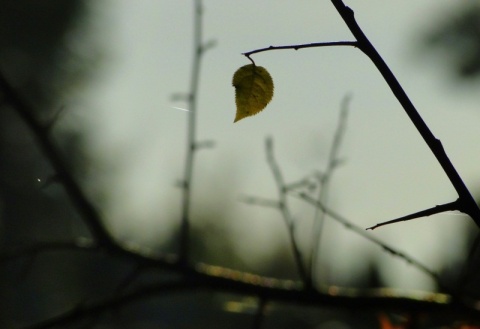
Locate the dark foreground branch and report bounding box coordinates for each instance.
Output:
[23,266,480,329]
[0,72,116,248]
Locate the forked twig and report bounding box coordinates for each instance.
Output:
[265,137,311,288]
[294,192,446,291]
[330,0,480,228]
[309,95,351,286]
[178,0,215,265]
[242,0,480,229]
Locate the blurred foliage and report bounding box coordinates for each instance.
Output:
[2,1,479,328]
[0,0,95,326]
[423,3,480,80]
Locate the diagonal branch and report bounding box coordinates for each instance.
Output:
[367,200,461,230]
[293,192,446,290]
[241,1,480,229]
[265,137,311,288]
[330,0,480,228]
[0,72,116,249]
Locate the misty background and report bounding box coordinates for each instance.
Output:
[1,0,480,327]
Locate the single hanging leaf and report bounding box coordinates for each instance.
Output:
[232,64,274,122]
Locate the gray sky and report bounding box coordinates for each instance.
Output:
[70,1,480,292]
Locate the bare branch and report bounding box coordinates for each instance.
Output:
[243,41,358,58]
[22,271,480,329]
[265,137,311,288]
[178,0,213,265]
[0,71,116,249]
[330,0,480,228]
[367,200,461,230]
[294,192,446,290]
[309,94,351,286]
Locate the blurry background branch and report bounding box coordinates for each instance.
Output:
[177,0,215,265]
[309,94,351,287]
[2,0,480,328]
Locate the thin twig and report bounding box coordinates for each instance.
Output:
[309,94,351,287]
[294,192,447,291]
[265,137,311,288]
[243,41,357,58]
[241,0,480,229]
[22,270,480,329]
[366,200,461,230]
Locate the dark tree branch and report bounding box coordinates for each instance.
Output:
[330,0,480,228]
[367,200,461,230]
[22,270,480,329]
[0,72,117,249]
[241,0,480,229]
[242,41,358,58]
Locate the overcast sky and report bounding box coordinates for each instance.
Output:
[71,0,480,292]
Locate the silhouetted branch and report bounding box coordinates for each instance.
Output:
[367,200,461,230]
[242,0,480,229]
[0,72,116,249]
[22,268,480,329]
[329,0,480,228]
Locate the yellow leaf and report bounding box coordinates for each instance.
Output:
[232,64,274,122]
